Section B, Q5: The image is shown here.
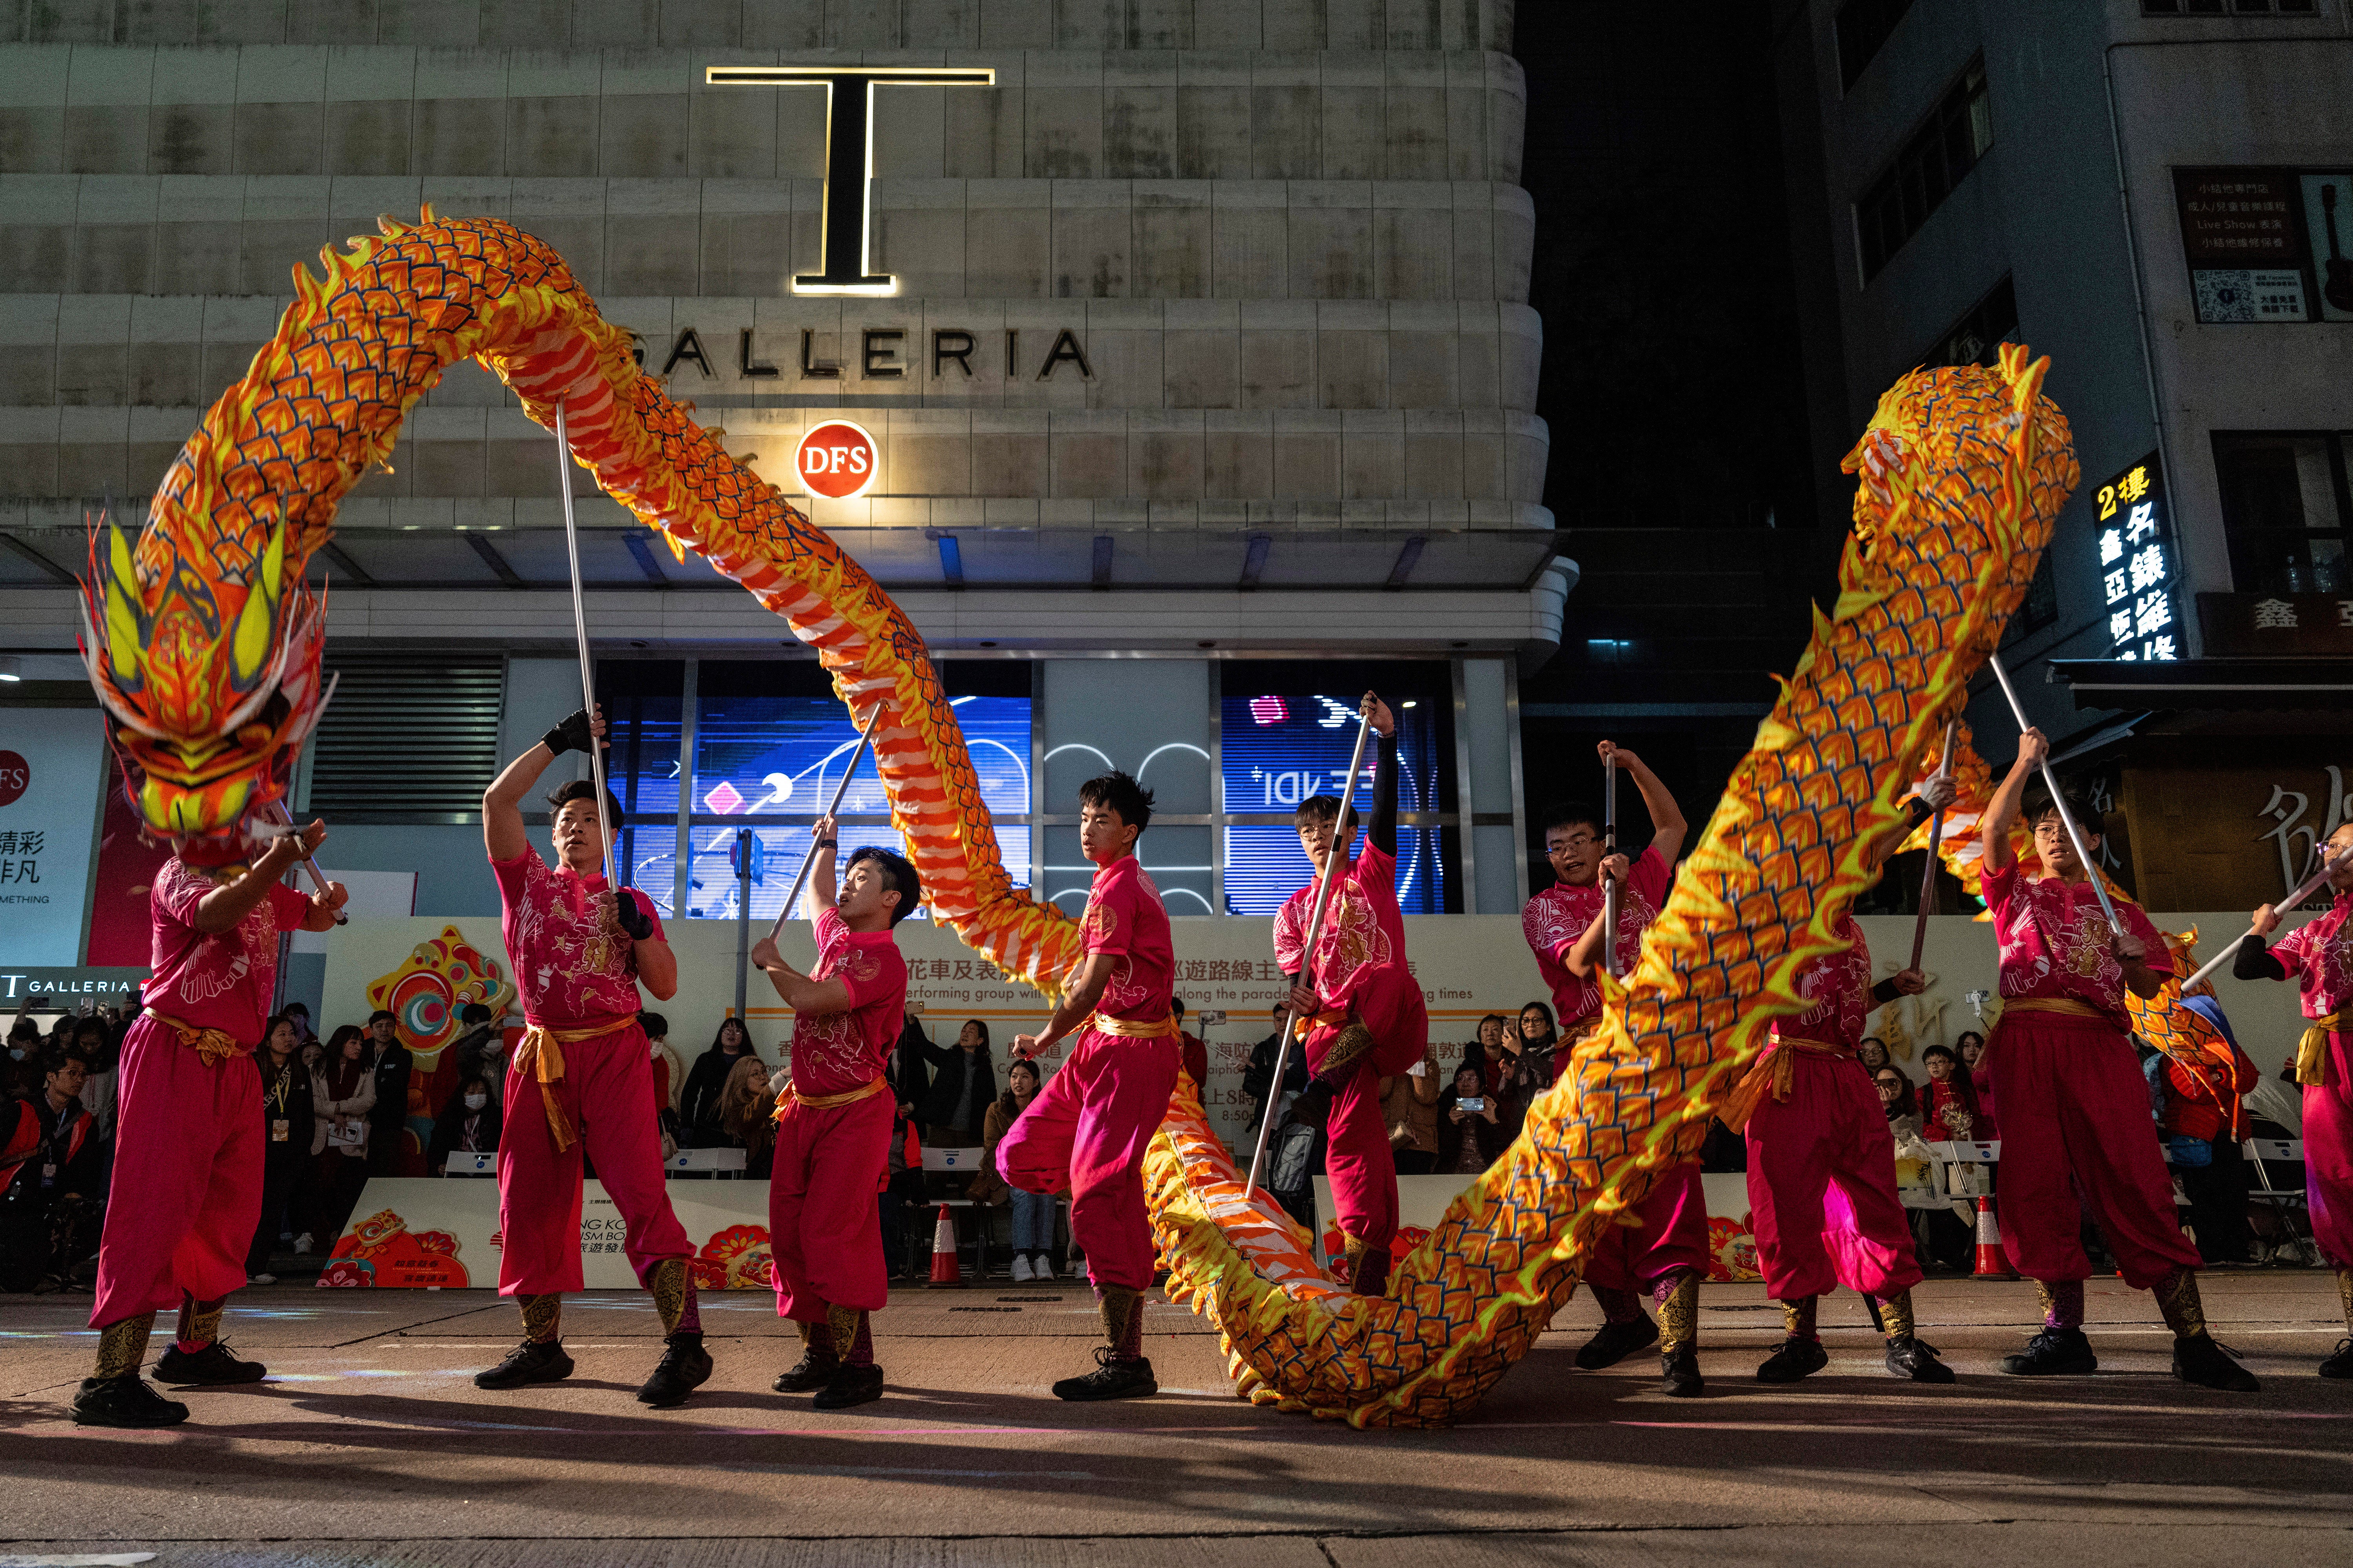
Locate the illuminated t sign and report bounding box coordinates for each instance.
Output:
[705,65,996,296]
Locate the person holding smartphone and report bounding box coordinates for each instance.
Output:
[1437,1065,1506,1176]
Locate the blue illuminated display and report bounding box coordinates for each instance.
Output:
[1218,691,1446,915]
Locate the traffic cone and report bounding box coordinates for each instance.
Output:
[1973,1196,2017,1279]
[926,1204,964,1288]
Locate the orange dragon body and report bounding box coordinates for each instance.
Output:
[84,213,2077,1424]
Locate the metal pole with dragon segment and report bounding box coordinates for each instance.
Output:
[553,399,617,884]
[1985,651,2123,937]
[766,704,885,946]
[265,801,347,926]
[1908,719,1958,970]
[1602,748,1620,977]
[1244,697,1377,1202]
[2182,841,2353,994]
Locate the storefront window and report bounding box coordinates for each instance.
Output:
[2213,432,2353,596]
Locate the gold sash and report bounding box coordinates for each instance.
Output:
[1291,1005,1349,1040]
[1091,1012,1180,1040]
[773,1075,887,1119]
[144,1010,247,1068]
[2298,1008,2345,1088]
[1722,1033,1852,1134]
[512,1017,632,1153]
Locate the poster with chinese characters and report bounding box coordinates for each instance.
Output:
[2094,453,2178,662]
[0,708,105,966]
[2174,168,2311,324]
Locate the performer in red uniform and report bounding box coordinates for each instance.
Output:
[1522,743,1707,1395]
[1983,728,2253,1391]
[997,771,1180,1401]
[2237,817,2353,1377]
[751,814,916,1410]
[1722,772,1959,1385]
[74,822,347,1428]
[475,707,710,1408]
[1277,692,1430,1296]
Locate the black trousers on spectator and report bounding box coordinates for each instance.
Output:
[304,1151,370,1245]
[878,1168,927,1275]
[2180,1138,2254,1265]
[247,1150,309,1274]
[1394,1148,1437,1176]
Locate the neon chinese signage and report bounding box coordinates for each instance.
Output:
[2096,452,2177,663]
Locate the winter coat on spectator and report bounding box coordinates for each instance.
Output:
[680,1039,754,1139]
[311,1060,377,1157]
[965,1090,1024,1206]
[1436,1086,1509,1174]
[914,1036,996,1142]
[2,1092,101,1201]
[255,1050,315,1171]
[1380,1048,1442,1156]
[888,1015,933,1108]
[426,1099,501,1175]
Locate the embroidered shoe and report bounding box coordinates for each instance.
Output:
[71,1374,189,1428]
[1660,1345,1705,1397]
[2321,1338,2353,1379]
[1574,1315,1659,1370]
[475,1337,574,1390]
[2000,1327,2097,1377]
[154,1341,267,1385]
[636,1331,713,1408]
[1052,1347,1158,1402]
[813,1362,886,1410]
[2173,1332,2260,1392]
[1885,1334,1957,1383]
[1755,1336,1828,1384]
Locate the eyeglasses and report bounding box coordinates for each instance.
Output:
[1549,833,1600,850]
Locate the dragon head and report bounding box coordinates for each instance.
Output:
[76,511,333,867]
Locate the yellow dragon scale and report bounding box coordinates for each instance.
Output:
[94,212,2077,1426]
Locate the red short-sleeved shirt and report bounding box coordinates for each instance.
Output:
[491,847,666,1028]
[1520,845,1670,1027]
[1778,913,1876,1052]
[146,858,312,1044]
[1982,859,2170,1032]
[788,907,910,1097]
[2271,892,2353,1020]
[1081,854,1173,1026]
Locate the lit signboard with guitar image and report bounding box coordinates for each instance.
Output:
[2171,165,2353,324]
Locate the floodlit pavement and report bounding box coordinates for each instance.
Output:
[1,1271,2348,1567]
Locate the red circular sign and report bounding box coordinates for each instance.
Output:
[796,419,880,501]
[0,750,26,809]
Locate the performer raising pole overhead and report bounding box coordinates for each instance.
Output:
[476,706,711,1407]
[996,772,1180,1401]
[1979,726,2255,1391]
[1520,741,1707,1395]
[1724,763,1961,1386]
[1274,692,1431,1296]
[73,822,348,1428]
[751,813,918,1410]
[2231,819,2353,1379]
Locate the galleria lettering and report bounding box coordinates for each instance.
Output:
[655,326,1096,383]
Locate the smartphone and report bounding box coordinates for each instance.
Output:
[1460,1096,1486,1113]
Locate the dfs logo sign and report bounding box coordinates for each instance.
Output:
[796,420,880,501]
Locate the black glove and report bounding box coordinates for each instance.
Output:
[541,709,594,757]
[613,889,654,941]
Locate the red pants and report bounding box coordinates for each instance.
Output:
[1583,1160,1709,1293]
[996,1025,1179,1292]
[2307,1030,2353,1271]
[1987,1009,2200,1289]
[1308,1032,1397,1250]
[91,1016,263,1328]
[770,1088,893,1319]
[1744,1050,1923,1301]
[496,1025,691,1295]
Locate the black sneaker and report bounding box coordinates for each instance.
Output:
[2000,1327,2097,1377]
[773,1348,839,1393]
[154,1341,267,1386]
[1052,1346,1158,1402]
[1886,1335,1957,1383]
[1755,1336,1827,1384]
[1290,1079,1335,1130]
[2321,1338,2353,1379]
[636,1331,713,1408]
[2173,1332,2260,1393]
[475,1338,574,1391]
[72,1373,190,1428]
[813,1361,886,1410]
[1660,1345,1704,1397]
[1574,1315,1659,1370]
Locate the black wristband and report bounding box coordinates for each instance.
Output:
[814,837,837,849]
[541,708,593,758]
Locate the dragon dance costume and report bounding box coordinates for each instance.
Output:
[769,905,909,1408]
[1274,730,1430,1296]
[998,851,1180,1395]
[2234,892,2353,1377]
